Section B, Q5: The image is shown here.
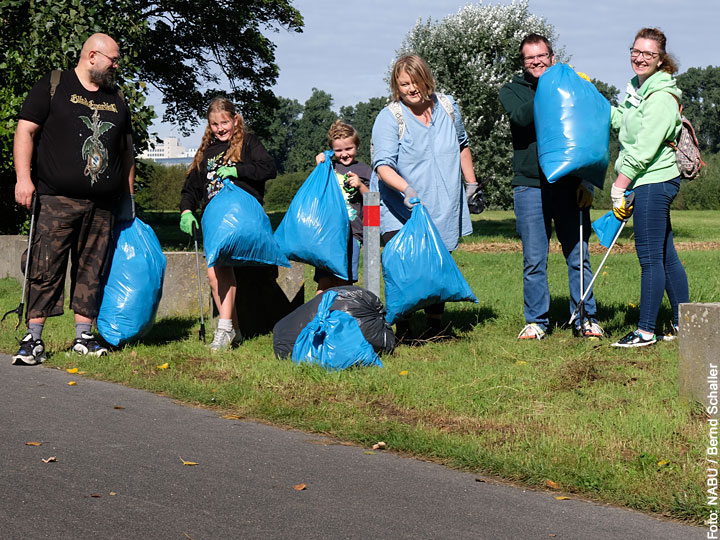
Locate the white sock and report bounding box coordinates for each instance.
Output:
[218,318,233,332]
[637,329,654,339]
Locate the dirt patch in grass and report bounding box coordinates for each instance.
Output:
[460,241,720,254]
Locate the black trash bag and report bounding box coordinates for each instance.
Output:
[273,286,395,359]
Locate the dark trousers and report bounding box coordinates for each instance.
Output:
[26,195,112,320]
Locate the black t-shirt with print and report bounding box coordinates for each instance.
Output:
[334,160,371,243]
[19,70,132,201]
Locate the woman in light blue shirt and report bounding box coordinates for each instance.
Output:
[371,54,477,340]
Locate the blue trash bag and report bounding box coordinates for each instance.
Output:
[534,63,611,189]
[202,181,290,268]
[97,218,167,346]
[382,202,478,324]
[592,190,633,248]
[592,211,623,249]
[274,150,350,280]
[291,290,383,370]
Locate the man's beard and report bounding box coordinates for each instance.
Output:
[89,67,116,91]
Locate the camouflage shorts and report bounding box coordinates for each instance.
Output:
[24,195,113,321]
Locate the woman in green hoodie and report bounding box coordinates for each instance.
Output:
[610,27,689,348]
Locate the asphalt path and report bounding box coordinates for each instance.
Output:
[0,354,704,539]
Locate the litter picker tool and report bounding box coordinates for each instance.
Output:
[568,219,628,327]
[577,210,589,330]
[2,194,37,330]
[192,221,206,343]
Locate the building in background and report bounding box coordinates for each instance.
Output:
[139,137,196,166]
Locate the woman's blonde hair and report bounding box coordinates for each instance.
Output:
[327,120,359,148]
[634,27,678,75]
[390,54,436,102]
[188,97,246,174]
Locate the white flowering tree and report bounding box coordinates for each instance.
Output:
[397,1,560,208]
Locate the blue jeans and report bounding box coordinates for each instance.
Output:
[513,183,597,330]
[633,178,688,333]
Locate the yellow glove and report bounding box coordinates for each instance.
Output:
[611,185,635,221]
[576,183,594,209]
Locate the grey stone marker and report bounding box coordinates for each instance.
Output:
[678,302,720,416]
[363,191,381,298]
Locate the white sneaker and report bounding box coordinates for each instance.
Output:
[517,323,546,340]
[210,328,236,352]
[578,320,604,339]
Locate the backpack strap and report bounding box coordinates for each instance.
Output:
[387,101,406,140]
[49,69,62,101]
[436,93,455,122]
[49,69,125,102]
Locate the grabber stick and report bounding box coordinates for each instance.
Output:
[568,219,628,327]
[578,210,587,330]
[2,194,37,330]
[191,221,206,343]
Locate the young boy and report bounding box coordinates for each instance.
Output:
[314,121,370,293]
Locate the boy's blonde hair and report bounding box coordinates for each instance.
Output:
[327,120,359,148]
[188,97,246,174]
[390,54,436,102]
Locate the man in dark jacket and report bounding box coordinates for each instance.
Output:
[499,33,602,340]
[12,33,134,365]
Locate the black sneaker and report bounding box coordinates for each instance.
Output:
[661,324,679,342]
[611,330,657,348]
[394,320,414,345]
[72,332,108,356]
[12,333,47,366]
[420,319,457,342]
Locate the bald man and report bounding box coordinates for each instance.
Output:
[12,33,135,365]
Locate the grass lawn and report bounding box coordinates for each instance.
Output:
[2,209,719,524]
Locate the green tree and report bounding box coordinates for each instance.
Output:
[261,96,303,174]
[591,79,620,107]
[0,0,302,233]
[676,66,720,153]
[396,1,559,208]
[340,97,388,165]
[284,89,338,173]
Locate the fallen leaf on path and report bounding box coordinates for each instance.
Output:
[157,362,169,369]
[545,480,559,489]
[179,457,198,466]
[554,496,571,500]
[364,451,376,455]
[110,492,117,496]
[68,381,77,386]
[25,442,43,446]
[42,456,57,463]
[222,414,242,420]
[90,493,102,498]
[372,441,386,450]
[113,406,125,410]
[293,483,307,491]
[66,368,78,373]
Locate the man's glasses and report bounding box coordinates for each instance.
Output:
[93,50,121,66]
[523,52,551,65]
[629,48,659,61]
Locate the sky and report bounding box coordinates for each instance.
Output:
[150,0,719,146]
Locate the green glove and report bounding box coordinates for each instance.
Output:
[180,212,199,236]
[217,166,237,180]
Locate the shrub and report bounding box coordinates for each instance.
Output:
[263,170,311,212]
